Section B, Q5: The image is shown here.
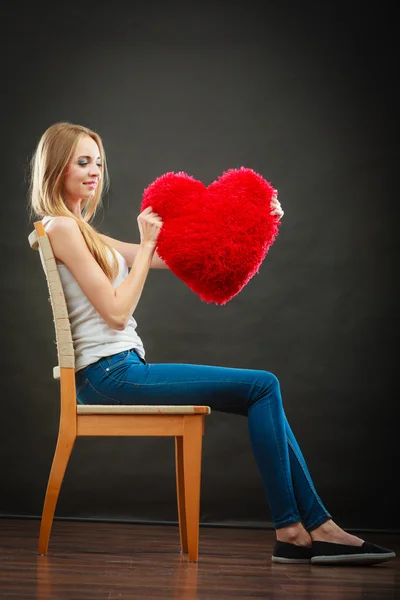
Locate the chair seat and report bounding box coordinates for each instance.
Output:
[77,404,211,415]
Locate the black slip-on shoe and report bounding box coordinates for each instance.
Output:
[311,541,396,566]
[272,541,312,564]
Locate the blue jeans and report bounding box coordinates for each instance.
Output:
[75,348,331,531]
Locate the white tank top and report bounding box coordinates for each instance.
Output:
[42,216,145,372]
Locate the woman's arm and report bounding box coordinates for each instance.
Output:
[45,216,158,330]
[99,233,168,269]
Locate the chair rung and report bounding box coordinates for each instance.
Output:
[77,405,211,415]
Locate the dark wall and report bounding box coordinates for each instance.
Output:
[1,1,398,530]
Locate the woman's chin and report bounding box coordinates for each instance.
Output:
[81,191,94,200]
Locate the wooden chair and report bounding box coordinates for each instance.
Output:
[29,221,211,562]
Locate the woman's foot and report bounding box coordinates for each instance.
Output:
[310,519,363,546]
[309,520,396,566]
[276,522,312,547]
[272,522,313,563]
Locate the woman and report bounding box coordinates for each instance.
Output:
[29,122,395,566]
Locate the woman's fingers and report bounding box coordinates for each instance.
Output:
[270,191,284,220]
[139,207,162,221]
[148,213,162,223]
[271,208,284,220]
[270,191,283,217]
[140,206,153,215]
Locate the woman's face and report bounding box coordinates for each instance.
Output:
[63,135,102,210]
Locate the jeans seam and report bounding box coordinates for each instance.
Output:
[85,379,121,404]
[76,378,89,396]
[287,436,330,517]
[102,371,267,389]
[267,400,299,523]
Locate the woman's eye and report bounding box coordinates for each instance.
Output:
[78,161,102,167]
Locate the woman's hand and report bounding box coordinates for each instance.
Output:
[137,206,163,247]
[270,193,284,221]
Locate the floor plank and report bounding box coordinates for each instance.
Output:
[0,518,399,599]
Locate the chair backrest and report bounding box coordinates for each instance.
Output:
[29,221,75,378]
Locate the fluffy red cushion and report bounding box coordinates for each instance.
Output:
[141,167,280,304]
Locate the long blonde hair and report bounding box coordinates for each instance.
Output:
[29,121,118,280]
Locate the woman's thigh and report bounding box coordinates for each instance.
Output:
[77,351,277,414]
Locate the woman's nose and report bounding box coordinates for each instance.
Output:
[89,163,101,176]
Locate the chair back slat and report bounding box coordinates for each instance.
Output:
[30,221,75,370]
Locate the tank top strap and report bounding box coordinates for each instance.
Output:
[42,215,54,229]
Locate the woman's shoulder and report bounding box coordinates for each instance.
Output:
[43,215,80,234]
[42,216,81,265]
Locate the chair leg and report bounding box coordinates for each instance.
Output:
[181,416,203,562]
[175,436,188,553]
[38,431,76,555]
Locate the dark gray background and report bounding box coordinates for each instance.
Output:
[1,1,398,531]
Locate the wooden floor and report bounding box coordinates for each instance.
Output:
[0,518,399,599]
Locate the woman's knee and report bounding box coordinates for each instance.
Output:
[251,370,282,406]
[247,371,282,405]
[259,370,280,391]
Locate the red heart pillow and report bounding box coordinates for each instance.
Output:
[141,167,280,304]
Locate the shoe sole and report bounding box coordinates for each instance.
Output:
[311,552,396,566]
[272,556,311,564]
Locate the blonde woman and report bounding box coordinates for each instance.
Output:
[28,122,395,566]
